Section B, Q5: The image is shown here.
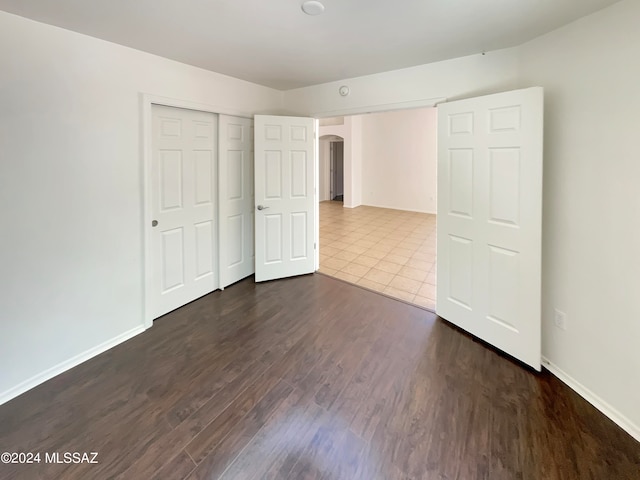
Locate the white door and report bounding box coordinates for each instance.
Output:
[254,115,316,282]
[218,115,255,288]
[436,87,543,370]
[150,105,218,319]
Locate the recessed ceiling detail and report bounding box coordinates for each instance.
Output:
[0,0,621,90]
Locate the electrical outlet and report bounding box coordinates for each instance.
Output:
[554,309,567,331]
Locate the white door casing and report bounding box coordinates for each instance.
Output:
[219,115,255,288]
[150,105,218,319]
[254,115,316,282]
[436,87,544,370]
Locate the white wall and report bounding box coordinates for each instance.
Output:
[283,48,519,116]
[334,142,344,197]
[318,138,331,201]
[349,115,363,208]
[360,107,437,213]
[0,11,282,403]
[517,0,640,439]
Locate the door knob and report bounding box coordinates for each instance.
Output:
[152,220,158,227]
[257,205,269,211]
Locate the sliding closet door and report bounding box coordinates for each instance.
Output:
[219,115,255,288]
[149,105,218,319]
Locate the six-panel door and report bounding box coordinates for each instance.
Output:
[150,105,218,319]
[219,115,255,288]
[436,87,544,370]
[254,115,316,282]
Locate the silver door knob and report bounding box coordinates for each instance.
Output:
[257,205,269,211]
[152,220,158,227]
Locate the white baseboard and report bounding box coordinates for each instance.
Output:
[0,325,146,406]
[362,202,436,215]
[542,356,640,443]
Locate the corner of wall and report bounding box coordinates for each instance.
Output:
[515,0,640,441]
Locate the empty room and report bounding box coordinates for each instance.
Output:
[1,1,639,479]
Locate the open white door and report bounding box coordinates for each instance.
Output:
[254,115,316,282]
[218,115,255,288]
[436,87,543,370]
[150,105,218,319]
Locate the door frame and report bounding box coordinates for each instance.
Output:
[140,94,253,328]
[313,96,453,306]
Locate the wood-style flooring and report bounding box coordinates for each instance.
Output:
[1,274,638,479]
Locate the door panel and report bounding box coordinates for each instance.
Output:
[448,149,474,217]
[436,87,543,370]
[151,105,218,319]
[254,115,316,282]
[160,150,183,210]
[194,220,214,279]
[264,214,283,263]
[218,115,255,288]
[291,212,308,259]
[161,227,184,292]
[447,234,473,309]
[194,151,213,205]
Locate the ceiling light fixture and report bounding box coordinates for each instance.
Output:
[301,1,325,16]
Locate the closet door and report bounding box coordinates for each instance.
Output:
[149,105,218,319]
[219,115,255,288]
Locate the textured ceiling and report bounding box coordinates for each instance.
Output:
[0,0,621,90]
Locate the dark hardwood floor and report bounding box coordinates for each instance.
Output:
[1,274,638,480]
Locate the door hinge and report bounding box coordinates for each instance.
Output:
[314,243,317,250]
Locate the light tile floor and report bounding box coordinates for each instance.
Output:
[319,201,437,310]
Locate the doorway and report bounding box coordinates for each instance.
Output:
[317,108,438,311]
[318,88,543,370]
[319,134,344,204]
[330,140,344,202]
